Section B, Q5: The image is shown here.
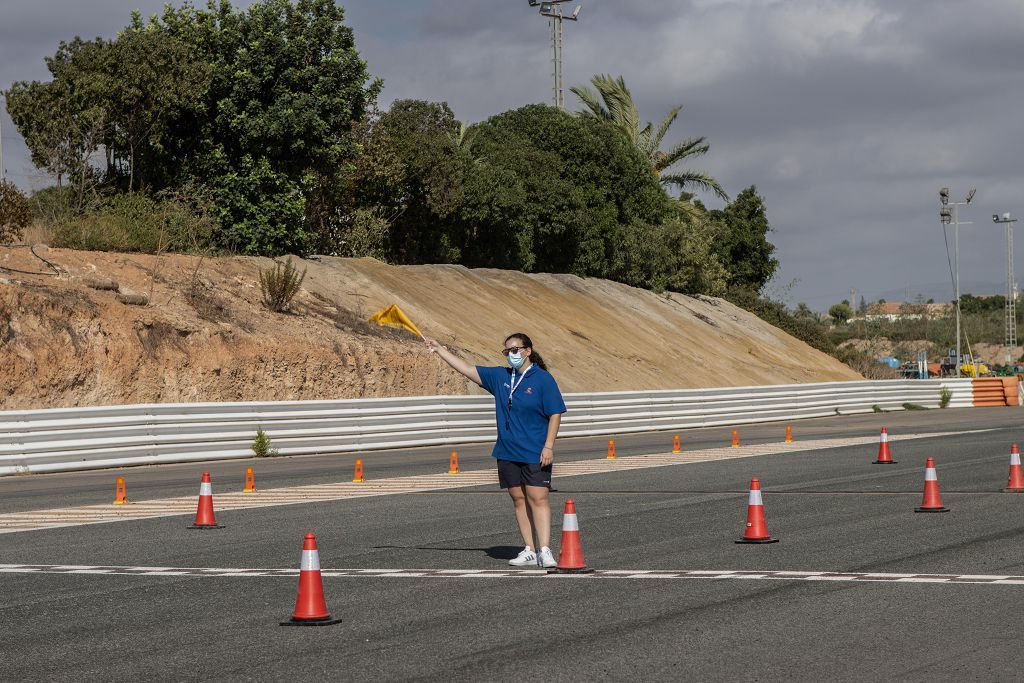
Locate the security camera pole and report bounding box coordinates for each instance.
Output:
[940,187,976,377]
[993,212,1018,364]
[527,0,582,109]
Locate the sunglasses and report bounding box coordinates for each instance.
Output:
[500,345,529,356]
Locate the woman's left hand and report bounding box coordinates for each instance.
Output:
[540,446,553,466]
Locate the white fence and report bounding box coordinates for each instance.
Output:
[0,379,974,476]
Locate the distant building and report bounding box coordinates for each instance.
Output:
[861,302,953,323]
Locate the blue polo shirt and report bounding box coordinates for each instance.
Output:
[476,364,567,464]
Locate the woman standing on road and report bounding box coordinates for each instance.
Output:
[425,333,567,568]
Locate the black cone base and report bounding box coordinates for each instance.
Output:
[280,616,343,627]
[188,524,225,529]
[735,537,779,544]
[548,567,595,574]
[914,507,949,513]
[1002,488,1024,493]
[873,460,898,465]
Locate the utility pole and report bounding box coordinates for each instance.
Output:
[940,187,976,377]
[0,92,6,181]
[993,212,1018,364]
[528,1,582,109]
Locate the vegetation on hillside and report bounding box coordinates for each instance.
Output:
[5,0,780,299]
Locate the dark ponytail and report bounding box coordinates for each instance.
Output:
[505,332,548,371]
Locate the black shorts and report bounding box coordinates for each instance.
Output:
[497,459,552,489]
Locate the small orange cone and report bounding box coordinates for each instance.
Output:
[731,430,740,448]
[607,439,617,459]
[672,434,681,453]
[242,467,257,493]
[1004,444,1024,492]
[915,457,949,513]
[735,478,778,544]
[785,425,793,443]
[552,499,593,573]
[448,451,460,474]
[353,458,365,483]
[873,427,897,464]
[281,533,343,626]
[189,472,224,529]
[112,476,129,505]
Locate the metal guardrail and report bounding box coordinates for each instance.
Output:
[0,379,974,476]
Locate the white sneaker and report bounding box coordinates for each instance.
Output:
[509,547,537,567]
[537,546,557,568]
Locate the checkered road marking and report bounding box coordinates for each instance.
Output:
[0,430,976,534]
[1,564,1022,585]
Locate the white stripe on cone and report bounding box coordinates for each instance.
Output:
[880,433,889,443]
[300,549,321,571]
[562,514,579,532]
[199,482,212,496]
[925,468,937,481]
[1012,453,1021,466]
[748,489,763,506]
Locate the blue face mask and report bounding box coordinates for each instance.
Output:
[507,351,526,370]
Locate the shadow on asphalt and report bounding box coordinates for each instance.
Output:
[373,544,522,560]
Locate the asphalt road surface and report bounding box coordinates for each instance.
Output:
[2,407,1023,681]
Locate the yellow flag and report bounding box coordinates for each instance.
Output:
[368,304,423,338]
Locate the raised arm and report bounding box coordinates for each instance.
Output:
[425,338,483,386]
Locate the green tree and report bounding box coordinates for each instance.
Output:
[377,99,465,263]
[709,186,778,292]
[459,104,679,280]
[8,0,380,255]
[570,74,727,200]
[829,302,853,324]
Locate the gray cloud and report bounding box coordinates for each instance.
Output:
[3,0,1024,308]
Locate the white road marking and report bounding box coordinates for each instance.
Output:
[0,431,977,534]
[0,563,1020,586]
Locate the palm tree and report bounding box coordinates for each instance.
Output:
[571,74,728,201]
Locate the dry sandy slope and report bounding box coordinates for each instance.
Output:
[0,246,860,410]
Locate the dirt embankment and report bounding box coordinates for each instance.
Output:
[0,246,860,410]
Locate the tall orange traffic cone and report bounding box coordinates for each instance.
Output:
[873,427,897,464]
[672,434,682,453]
[1004,444,1024,492]
[785,425,793,443]
[448,451,460,474]
[242,467,257,493]
[736,478,779,543]
[915,457,949,513]
[189,472,224,529]
[112,476,129,505]
[281,533,343,626]
[731,430,740,448]
[353,458,365,483]
[607,439,617,459]
[552,499,593,573]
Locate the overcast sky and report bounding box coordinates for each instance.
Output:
[2,0,1023,309]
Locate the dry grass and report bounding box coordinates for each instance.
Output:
[15,220,54,246]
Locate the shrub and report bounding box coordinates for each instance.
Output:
[902,403,927,411]
[872,405,884,413]
[251,426,278,457]
[0,180,33,243]
[939,387,952,409]
[259,257,307,312]
[51,192,215,253]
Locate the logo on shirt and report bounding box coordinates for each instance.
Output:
[526,387,534,394]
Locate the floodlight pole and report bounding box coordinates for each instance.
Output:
[0,93,5,181]
[550,8,563,108]
[994,213,1018,363]
[532,2,580,109]
[941,188,975,378]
